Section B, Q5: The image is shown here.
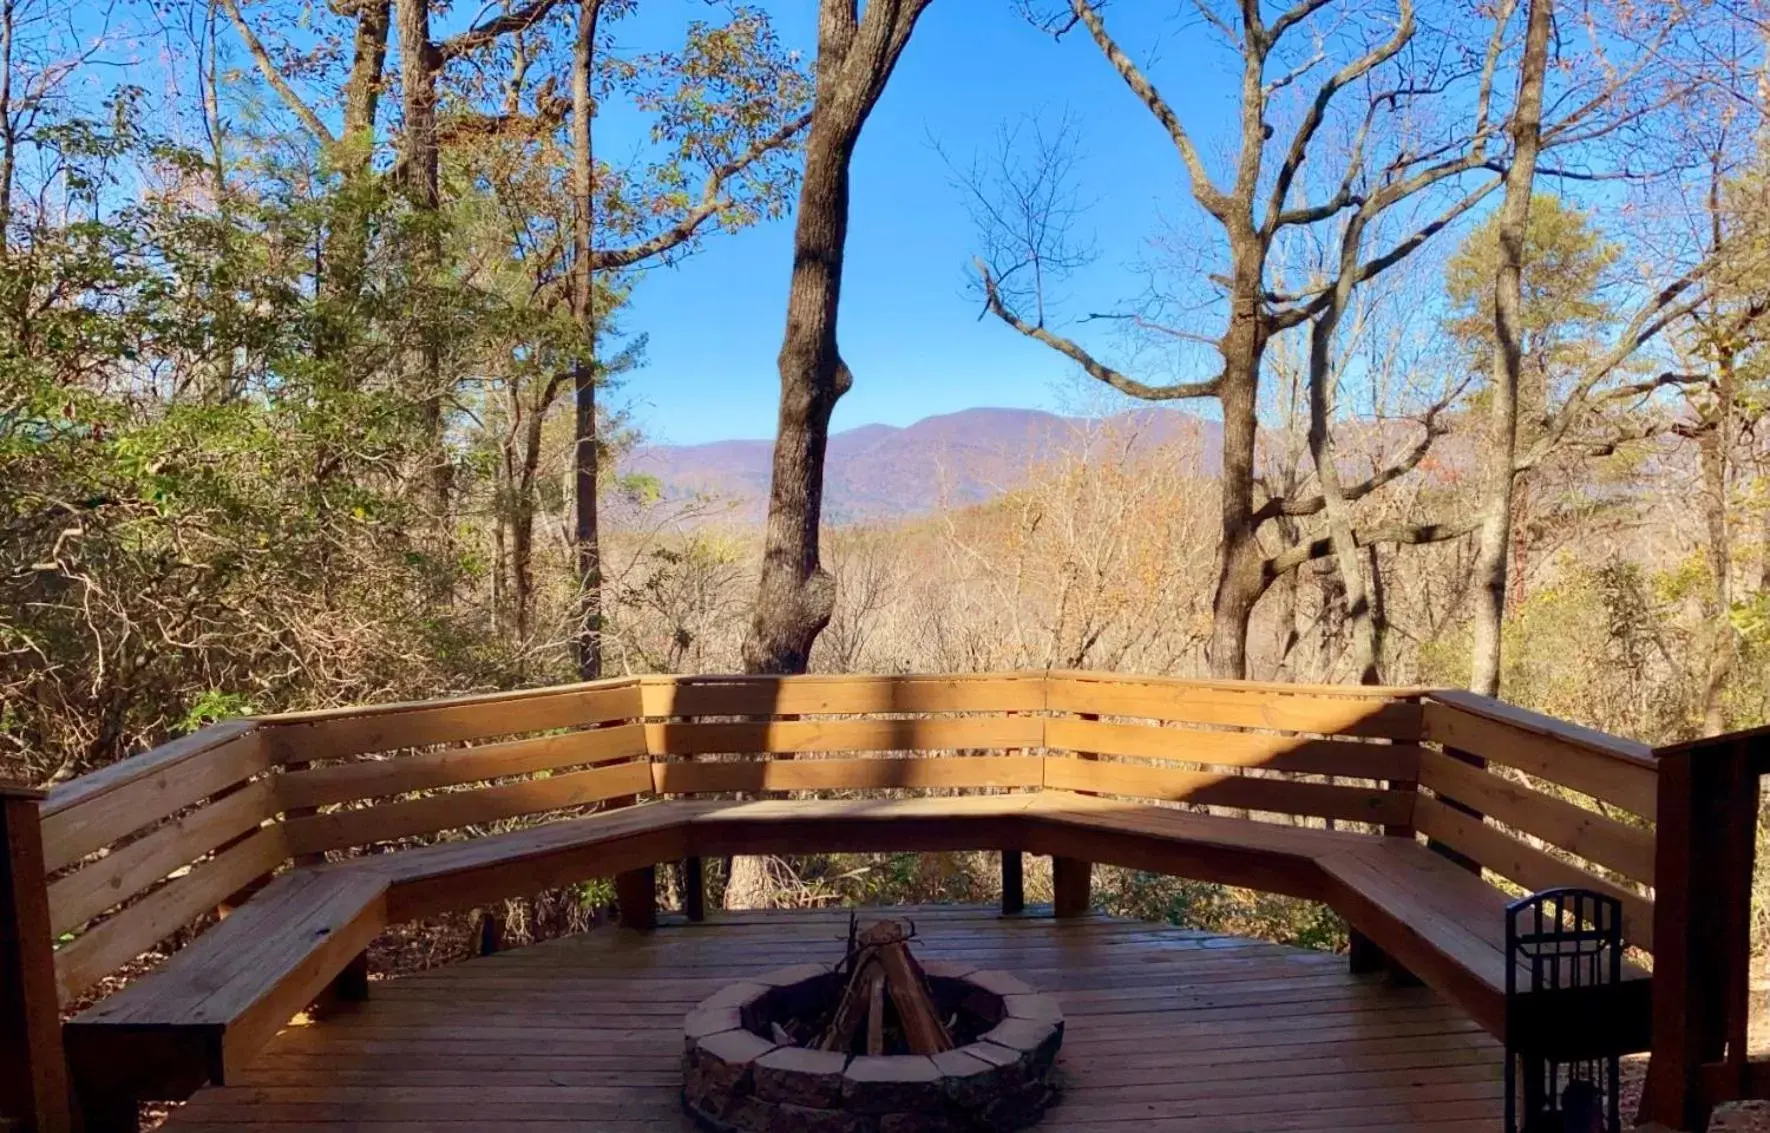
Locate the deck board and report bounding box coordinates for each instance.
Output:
[163,905,1502,1130]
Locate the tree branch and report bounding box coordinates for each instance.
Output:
[978,259,1222,401]
[591,111,810,271]
[219,0,336,144]
[1069,0,1229,218]
[1255,384,1463,522]
[437,0,564,60]
[1264,517,1479,582]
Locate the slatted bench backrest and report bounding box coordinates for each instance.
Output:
[33,671,1659,1009]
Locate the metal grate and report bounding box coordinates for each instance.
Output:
[1505,887,1624,1133]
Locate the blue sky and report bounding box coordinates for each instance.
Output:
[604,2,1241,446]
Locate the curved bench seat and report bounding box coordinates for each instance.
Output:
[63,791,1654,1117]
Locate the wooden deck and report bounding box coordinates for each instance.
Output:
[161,905,1502,1132]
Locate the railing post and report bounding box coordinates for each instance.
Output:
[1641,735,1760,1131]
[1,783,72,1133]
[1427,744,1485,875]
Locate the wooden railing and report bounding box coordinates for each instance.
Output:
[0,670,1701,1132]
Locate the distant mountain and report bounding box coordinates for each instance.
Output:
[622,407,1223,524]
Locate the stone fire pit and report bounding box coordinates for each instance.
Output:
[681,955,1063,1132]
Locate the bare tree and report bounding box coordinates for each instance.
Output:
[976,0,1525,677]
[1469,0,1553,697]
[745,0,936,674]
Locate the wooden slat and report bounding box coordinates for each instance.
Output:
[1412,795,1653,951]
[638,673,1047,717]
[53,824,291,1003]
[1420,701,1658,820]
[283,761,655,856]
[644,716,1043,757]
[259,677,640,724]
[1047,676,1422,740]
[1044,718,1420,780]
[1044,669,1428,698]
[1042,758,1414,828]
[277,726,648,810]
[48,779,278,936]
[1417,749,1654,886]
[264,683,644,764]
[41,728,271,873]
[650,755,1044,796]
[1428,691,1656,767]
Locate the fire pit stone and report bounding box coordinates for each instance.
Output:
[682,946,1063,1133]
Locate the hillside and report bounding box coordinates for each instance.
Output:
[623,407,1223,523]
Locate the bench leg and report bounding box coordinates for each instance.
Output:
[1348,928,1387,975]
[1053,857,1091,919]
[75,1091,140,1133]
[1001,851,1025,915]
[615,866,657,931]
[681,858,705,922]
[1347,929,1420,986]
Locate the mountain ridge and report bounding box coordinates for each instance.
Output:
[623,407,1224,523]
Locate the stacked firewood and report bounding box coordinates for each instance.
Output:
[815,920,954,1056]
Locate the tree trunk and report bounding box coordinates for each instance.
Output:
[744,0,933,675]
[0,0,15,254]
[1697,355,1736,736]
[1306,237,1382,685]
[1468,0,1552,697]
[1206,263,1267,680]
[326,0,390,307]
[571,0,602,680]
[395,0,450,520]
[732,0,932,908]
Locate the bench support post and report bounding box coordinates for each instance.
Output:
[1,784,72,1133]
[1052,857,1091,919]
[1001,851,1024,915]
[1347,928,1386,975]
[681,858,705,922]
[615,865,657,931]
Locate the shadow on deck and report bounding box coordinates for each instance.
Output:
[162,905,1501,1132]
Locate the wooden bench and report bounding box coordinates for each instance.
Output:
[62,868,387,1121]
[34,674,1663,1130]
[62,788,1657,1126]
[1320,839,1652,1049]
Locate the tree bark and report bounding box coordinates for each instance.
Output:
[1468,0,1552,697]
[572,0,603,679]
[1306,213,1382,684]
[0,0,16,254]
[326,0,390,306]
[1696,350,1736,735]
[744,0,933,675]
[731,0,932,909]
[395,0,451,520]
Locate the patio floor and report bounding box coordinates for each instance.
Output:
[162,904,1502,1131]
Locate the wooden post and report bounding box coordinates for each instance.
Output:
[1427,745,1485,875]
[1,784,72,1133]
[1641,737,1759,1131]
[1000,851,1024,915]
[680,857,705,922]
[614,865,657,931]
[1052,856,1091,919]
[1052,706,1102,919]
